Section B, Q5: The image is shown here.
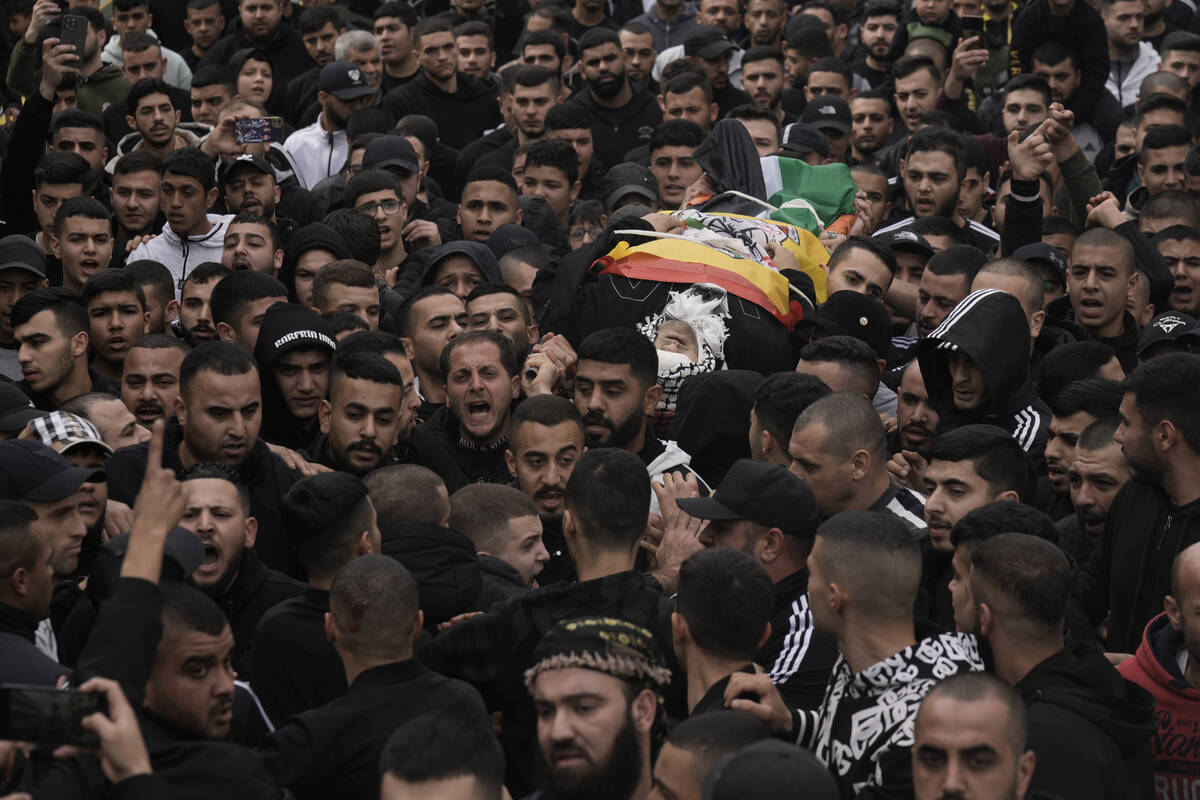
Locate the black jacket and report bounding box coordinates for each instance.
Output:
[260,659,489,800]
[421,569,682,797]
[19,366,120,412]
[201,19,316,111]
[1010,0,1110,122]
[307,427,468,492]
[1045,296,1142,374]
[0,601,67,686]
[250,587,346,726]
[565,82,663,175]
[420,404,513,484]
[252,303,337,450]
[382,71,501,151]
[219,549,304,680]
[1017,641,1156,799]
[757,570,839,711]
[917,289,1051,462]
[104,419,302,577]
[1072,479,1200,653]
[450,126,513,200]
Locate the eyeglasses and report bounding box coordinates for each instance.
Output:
[355,198,403,217]
[569,226,605,242]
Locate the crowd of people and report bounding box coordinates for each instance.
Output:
[0,0,1195,795]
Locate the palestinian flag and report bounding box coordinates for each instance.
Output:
[761,156,858,235]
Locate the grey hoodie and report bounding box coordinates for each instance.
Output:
[105,123,212,174]
[128,213,234,300]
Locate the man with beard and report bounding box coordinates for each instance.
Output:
[569,28,663,173]
[311,351,405,477]
[1059,416,1129,563]
[179,461,302,678]
[283,61,378,190]
[396,287,466,421]
[253,303,337,451]
[479,65,563,171]
[876,129,1000,254]
[221,154,292,240]
[104,341,302,577]
[221,213,284,276]
[853,1,899,88]
[424,331,521,484]
[911,673,1037,800]
[177,263,230,345]
[110,151,164,267]
[14,288,117,412]
[252,471,380,723]
[331,333,467,490]
[527,616,670,800]
[506,395,586,585]
[683,26,751,117]
[849,91,895,164]
[200,0,314,98]
[575,327,705,499]
[886,360,940,487]
[740,47,790,125]
[1073,354,1200,654]
[1042,379,1122,518]
[970,534,1156,798]
[466,284,538,356]
[121,334,189,428]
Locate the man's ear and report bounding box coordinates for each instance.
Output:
[410,610,424,648]
[142,310,150,334]
[757,620,772,650]
[570,180,580,204]
[1166,593,1183,630]
[760,527,786,563]
[643,383,663,415]
[657,95,668,114]
[166,298,180,322]
[355,529,374,556]
[505,447,518,479]
[272,248,283,277]
[630,687,657,733]
[216,321,235,343]
[205,185,219,210]
[1030,309,1045,340]
[126,113,137,132]
[48,233,62,259]
[995,489,1020,504]
[1136,162,1145,186]
[318,398,332,434]
[978,601,995,636]
[510,373,521,400]
[515,207,523,224]
[849,448,870,480]
[760,428,776,460]
[324,611,338,644]
[243,515,258,550]
[708,102,719,124]
[70,330,89,359]
[399,336,414,359]
[174,393,187,426]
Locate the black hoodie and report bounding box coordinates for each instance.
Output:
[1017,640,1156,799]
[1045,295,1142,374]
[201,20,316,112]
[918,289,1051,463]
[277,224,350,304]
[253,303,337,451]
[421,404,514,485]
[382,71,502,151]
[566,82,662,177]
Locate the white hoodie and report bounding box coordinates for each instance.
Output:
[128,214,233,300]
[101,29,193,91]
[1107,41,1160,108]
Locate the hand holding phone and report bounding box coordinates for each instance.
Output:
[57,13,87,64]
[0,684,107,748]
[233,117,284,144]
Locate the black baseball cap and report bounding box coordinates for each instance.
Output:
[319,60,376,100]
[363,135,419,174]
[603,162,659,209]
[0,234,46,279]
[780,123,829,158]
[676,459,820,538]
[684,25,735,59]
[874,228,934,258]
[702,740,839,800]
[486,222,540,260]
[1012,242,1067,287]
[0,382,45,434]
[0,439,104,503]
[804,290,892,357]
[800,95,851,133]
[1140,311,1196,357]
[219,153,273,187]
[105,526,205,577]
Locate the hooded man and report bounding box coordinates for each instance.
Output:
[253,303,337,451]
[277,223,351,308]
[419,240,504,301]
[918,289,1051,463]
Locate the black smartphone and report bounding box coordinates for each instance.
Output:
[0,684,107,747]
[233,117,284,144]
[58,13,88,64]
[961,15,985,38]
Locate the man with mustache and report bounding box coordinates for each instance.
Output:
[1042,379,1122,519]
[886,360,939,489]
[104,341,303,577]
[312,351,408,478]
[282,61,378,190]
[253,303,336,451]
[1059,416,1130,564]
[177,262,230,345]
[221,155,296,244]
[179,460,301,678]
[109,78,207,167]
[121,334,189,427]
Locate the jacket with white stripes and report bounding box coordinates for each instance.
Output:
[758,569,839,710]
[917,289,1051,465]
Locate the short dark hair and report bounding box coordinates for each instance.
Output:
[863,0,902,19]
[466,283,530,325]
[11,287,87,336]
[34,151,94,192]
[741,45,784,68]
[323,310,369,336]
[1049,378,1122,419]
[364,464,447,527]
[1162,30,1200,57]
[395,286,457,339]
[814,510,921,620]
[950,500,1060,549]
[648,119,706,156]
[111,148,162,178]
[1030,40,1076,70]
[187,262,233,287]
[49,108,103,141]
[905,127,966,179]
[578,26,620,54]
[209,271,286,328]
[380,711,504,800]
[179,341,257,396]
[925,244,988,281]
[752,372,832,447]
[81,270,146,310]
[180,460,250,512]
[52,196,109,236]
[124,260,175,307]
[163,147,216,192]
[1140,125,1192,164]
[337,330,407,359]
[910,215,967,246]
[0,501,44,579]
[298,4,341,33]
[229,212,282,253]
[508,393,585,446]
[439,330,519,381]
[464,165,519,197]
[1004,74,1051,108]
[374,1,419,26]
[323,208,382,267]
[412,17,454,47]
[798,336,880,395]
[565,448,651,548]
[522,29,566,60]
[1121,353,1200,453]
[1144,194,1200,229]
[970,533,1071,631]
[344,168,403,209]
[1135,93,1187,128]
[1077,416,1121,451]
[448,484,538,552]
[1036,341,1119,404]
[512,63,558,92]
[282,472,373,577]
[331,351,402,397]
[663,72,714,104]
[312,259,376,310]
[545,103,592,132]
[827,235,899,276]
[160,581,228,640]
[190,64,235,92]
[918,673,1028,754]
[122,31,161,55]
[330,554,420,655]
[127,77,176,115]
[892,54,941,84]
[524,138,578,186]
[808,56,852,87]
[665,711,771,771]
[130,332,190,356]
[927,424,1033,501]
[577,327,658,390]
[677,548,774,661]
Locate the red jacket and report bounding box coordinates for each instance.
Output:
[1119,611,1200,799]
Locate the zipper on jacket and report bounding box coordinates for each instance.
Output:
[1156,514,1174,552]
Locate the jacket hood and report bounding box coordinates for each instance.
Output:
[1019,639,1158,758]
[278,223,350,302]
[420,240,502,287]
[81,63,127,88]
[109,124,211,169]
[253,302,336,449]
[918,289,1035,422]
[381,520,483,629]
[1131,611,1200,698]
[692,118,767,214]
